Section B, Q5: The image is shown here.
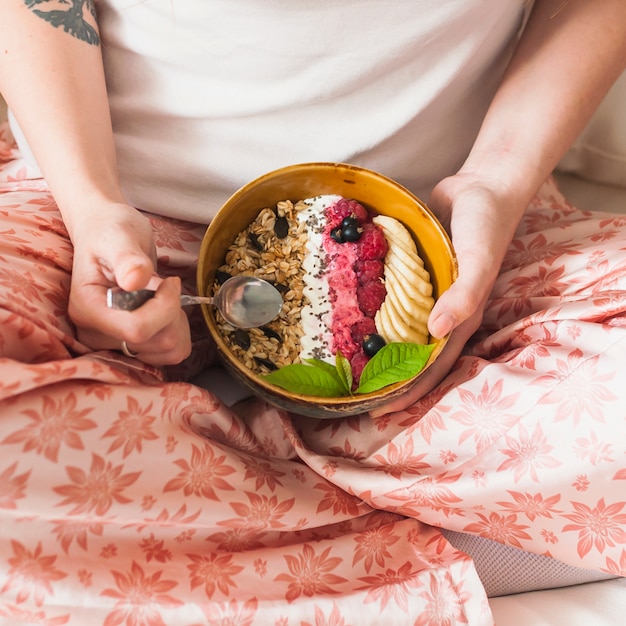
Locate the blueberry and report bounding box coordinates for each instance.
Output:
[362,333,386,356]
[330,227,345,243]
[341,215,360,230]
[342,223,362,242]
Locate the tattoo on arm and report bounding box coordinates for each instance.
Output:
[23,0,100,46]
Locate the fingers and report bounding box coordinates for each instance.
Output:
[67,205,192,366]
[107,277,183,341]
[368,326,464,418]
[95,223,156,293]
[116,308,193,366]
[76,276,193,365]
[368,354,450,418]
[368,312,480,418]
[111,252,155,293]
[116,277,193,364]
[428,261,492,339]
[427,177,518,338]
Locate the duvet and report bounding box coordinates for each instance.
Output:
[1,124,625,625]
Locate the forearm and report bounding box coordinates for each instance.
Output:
[462,0,626,213]
[0,0,126,239]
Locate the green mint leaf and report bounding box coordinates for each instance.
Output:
[302,357,352,394]
[262,362,350,397]
[303,358,339,374]
[335,351,353,395]
[355,342,436,395]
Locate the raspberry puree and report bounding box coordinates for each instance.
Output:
[324,224,362,362]
[297,195,388,377]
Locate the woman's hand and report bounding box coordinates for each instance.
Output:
[369,0,626,418]
[68,203,192,365]
[369,171,525,417]
[426,172,523,340]
[1,3,192,366]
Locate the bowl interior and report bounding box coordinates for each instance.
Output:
[197,162,457,417]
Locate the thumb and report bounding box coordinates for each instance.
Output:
[97,235,156,292]
[114,252,155,292]
[427,269,492,339]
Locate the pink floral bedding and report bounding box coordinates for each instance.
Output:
[0,123,625,625]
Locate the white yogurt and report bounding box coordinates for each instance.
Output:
[295,195,342,363]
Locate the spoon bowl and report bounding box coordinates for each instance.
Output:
[210,275,284,328]
[107,275,283,329]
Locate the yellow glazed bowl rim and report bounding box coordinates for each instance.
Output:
[197,162,458,418]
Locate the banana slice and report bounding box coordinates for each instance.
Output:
[383,278,428,343]
[372,215,434,345]
[383,267,431,334]
[374,215,432,292]
[385,263,434,313]
[383,279,429,339]
[373,215,424,261]
[375,304,404,343]
[379,297,429,344]
[387,248,432,295]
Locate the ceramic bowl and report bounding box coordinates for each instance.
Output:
[197,162,457,418]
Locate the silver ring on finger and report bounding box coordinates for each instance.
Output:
[121,340,139,358]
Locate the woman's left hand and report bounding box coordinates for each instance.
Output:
[369,171,525,417]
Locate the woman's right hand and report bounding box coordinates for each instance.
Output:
[67,203,192,365]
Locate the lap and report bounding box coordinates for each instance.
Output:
[1,134,624,624]
[281,177,626,570]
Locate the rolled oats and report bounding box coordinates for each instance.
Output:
[212,200,309,374]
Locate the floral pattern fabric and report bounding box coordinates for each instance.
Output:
[0,123,625,625]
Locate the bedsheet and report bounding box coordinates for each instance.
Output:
[1,123,625,625]
[485,174,626,626]
[490,576,626,626]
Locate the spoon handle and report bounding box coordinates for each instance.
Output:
[179,294,215,307]
[107,288,213,311]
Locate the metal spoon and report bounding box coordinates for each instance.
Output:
[106,275,283,328]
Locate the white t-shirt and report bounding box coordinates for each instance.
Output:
[16,0,532,223]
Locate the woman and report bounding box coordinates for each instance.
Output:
[0,1,625,624]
